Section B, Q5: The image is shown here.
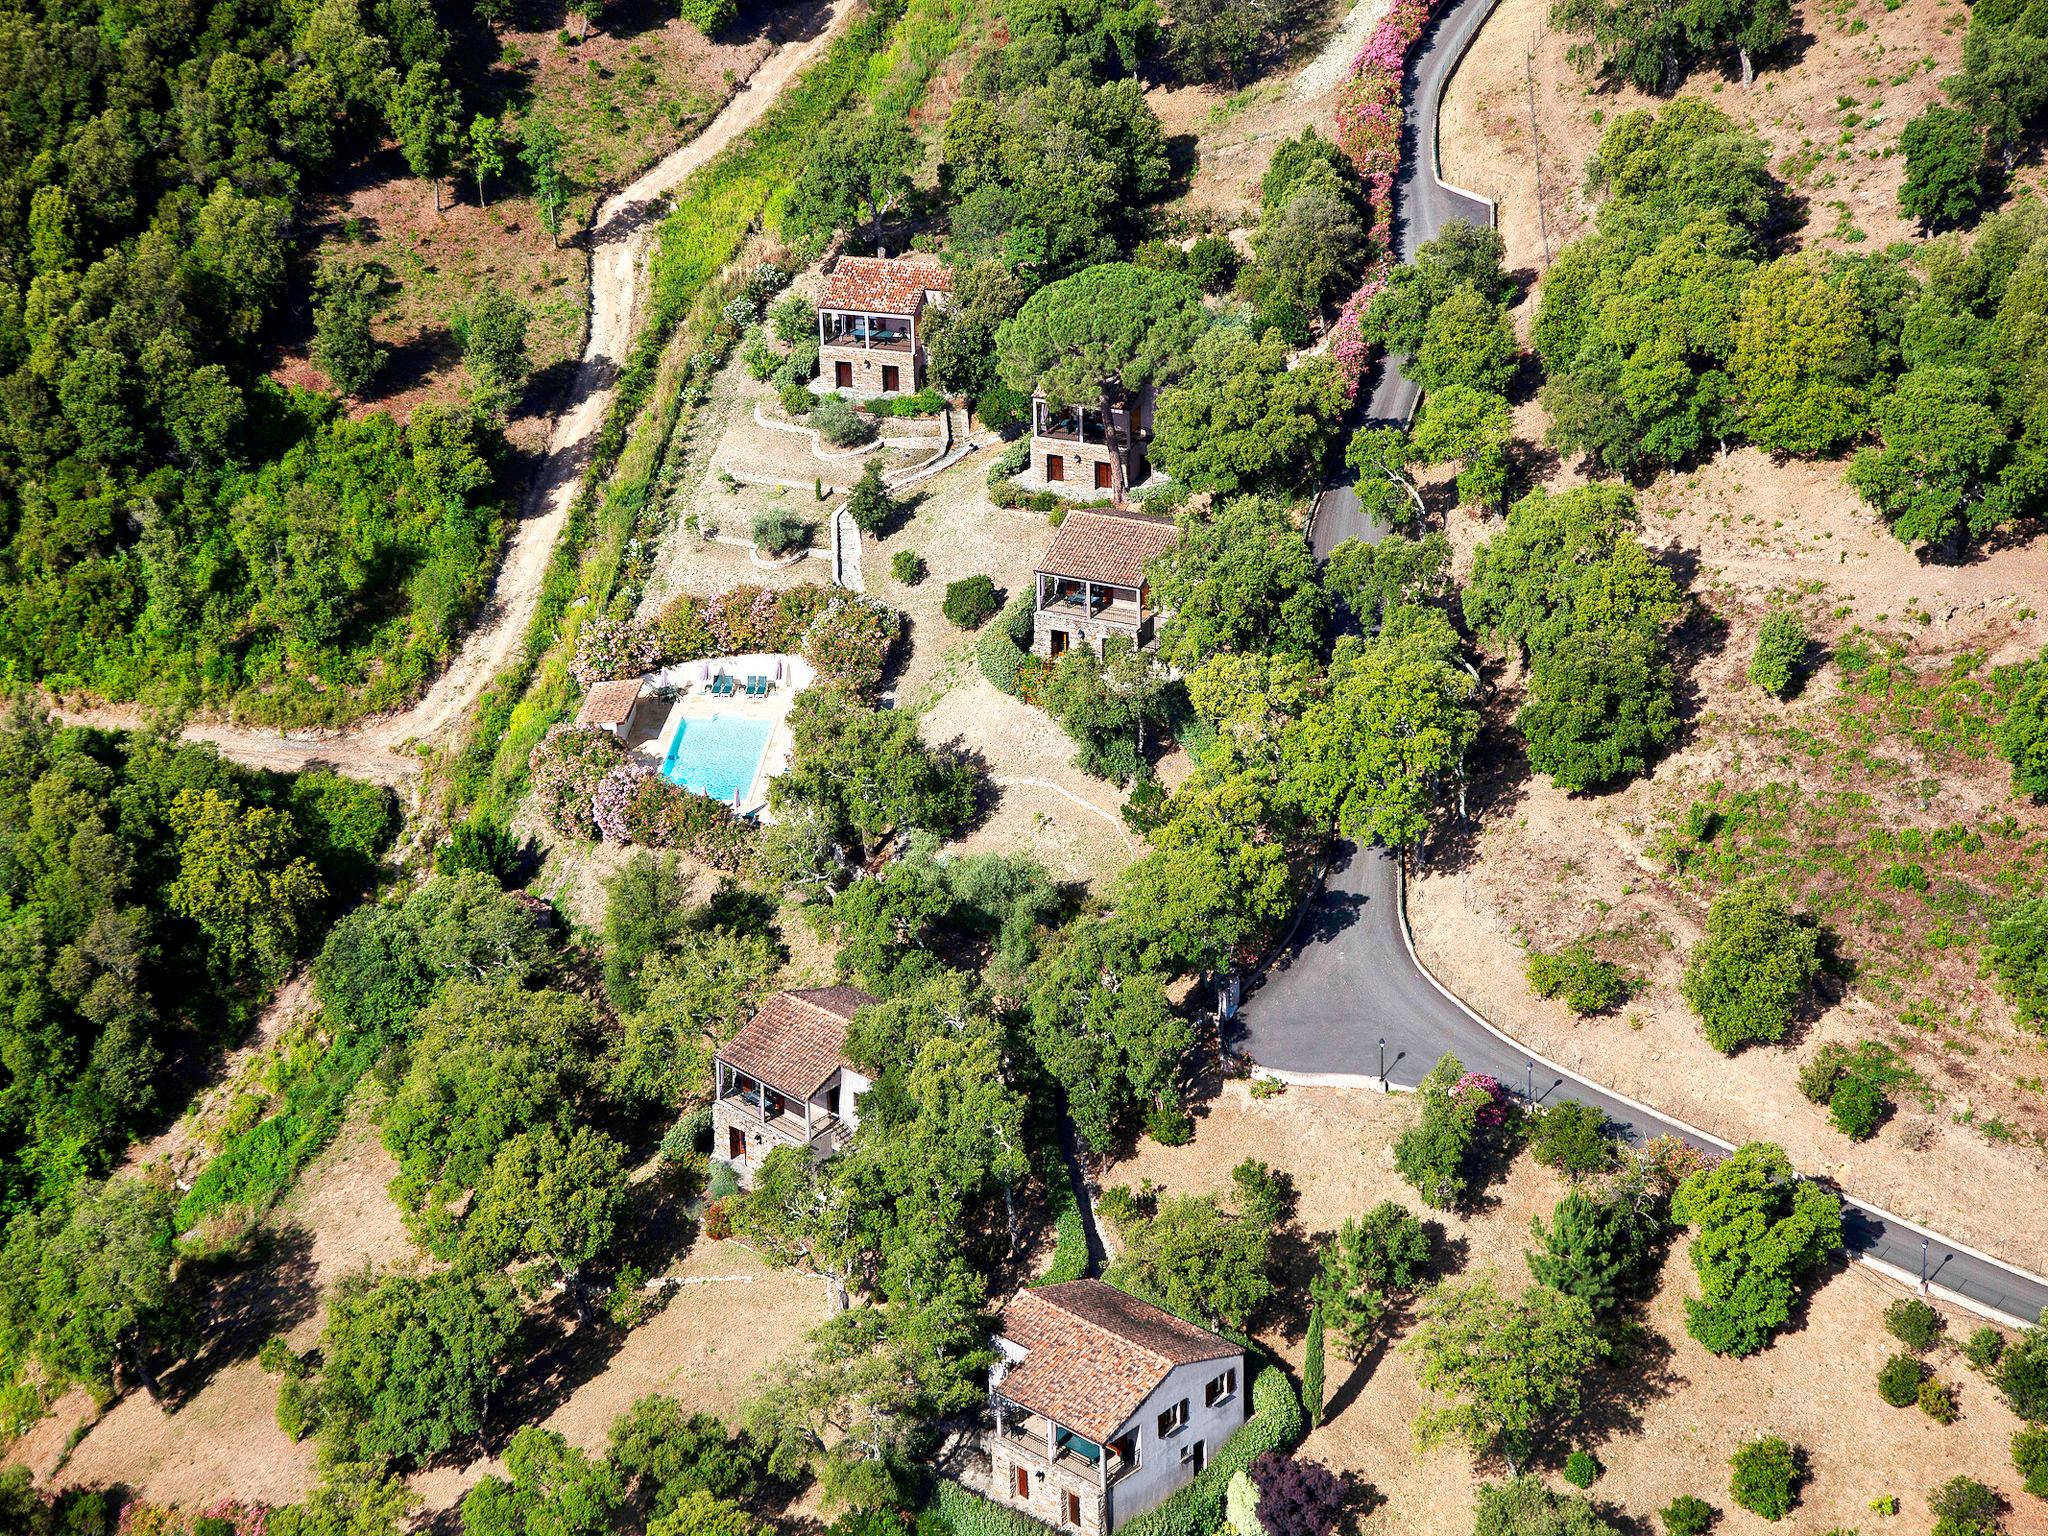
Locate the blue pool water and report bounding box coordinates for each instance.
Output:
[660,714,776,804]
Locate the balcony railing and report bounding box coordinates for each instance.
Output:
[995,1412,1134,1486]
[1039,589,1143,627]
[723,1083,845,1150]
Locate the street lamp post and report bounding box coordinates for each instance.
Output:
[1379,1037,1387,1092]
[1525,1060,1534,1107]
[1920,1237,1930,1295]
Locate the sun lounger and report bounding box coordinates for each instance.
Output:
[748,675,768,697]
[711,674,734,697]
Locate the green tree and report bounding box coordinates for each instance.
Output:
[1728,1436,1801,1521]
[1303,1303,1327,1426]
[455,287,531,418]
[1747,609,1809,698]
[1406,1273,1604,1472]
[1997,650,2048,801]
[1526,1189,1657,1315]
[783,115,917,244]
[1950,22,2048,174]
[1311,1200,1432,1357]
[677,0,738,32]
[1476,1477,1624,1536]
[1365,224,1514,355]
[614,929,780,1106]
[923,261,1026,401]
[1413,285,1519,396]
[1732,256,1874,454]
[1527,1102,1615,1180]
[1025,925,1190,1153]
[1412,385,1513,510]
[468,114,506,206]
[1151,495,1329,665]
[462,1426,622,1536]
[1165,0,1311,82]
[769,690,978,855]
[2014,1422,2048,1498]
[1669,1142,1843,1357]
[1988,897,2048,1031]
[1105,1192,1274,1331]
[607,1395,760,1515]
[1151,327,1348,496]
[1248,186,1368,324]
[1994,1317,2048,1420]
[1285,612,1478,851]
[844,464,901,538]
[1392,1055,1489,1210]
[1680,882,1821,1052]
[1849,366,2012,554]
[463,1123,629,1288]
[996,263,1208,502]
[1324,533,1452,633]
[521,117,570,247]
[1898,106,1986,230]
[167,788,328,982]
[391,61,462,213]
[1518,624,1679,792]
[316,1266,522,1466]
[312,261,390,397]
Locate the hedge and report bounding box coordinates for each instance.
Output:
[975,591,1036,695]
[1035,1140,1090,1286]
[927,1365,1303,1536]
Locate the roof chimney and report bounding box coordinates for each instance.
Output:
[876,245,888,260]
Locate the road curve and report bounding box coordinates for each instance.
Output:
[1255,0,2048,1331]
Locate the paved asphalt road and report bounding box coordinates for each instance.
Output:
[1246,0,2048,1329]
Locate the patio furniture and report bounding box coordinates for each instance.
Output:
[711,673,734,697]
[748,675,769,697]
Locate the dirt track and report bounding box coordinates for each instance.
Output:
[56,2,854,788]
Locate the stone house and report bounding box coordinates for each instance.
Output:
[1026,387,1153,495]
[983,1279,1248,1534]
[710,986,875,1186]
[1030,508,1178,659]
[816,253,952,397]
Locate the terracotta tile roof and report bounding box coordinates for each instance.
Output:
[718,987,876,1098]
[575,678,643,726]
[821,254,952,317]
[1035,510,1179,588]
[994,1280,1239,1443]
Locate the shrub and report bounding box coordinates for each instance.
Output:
[1729,1436,1801,1521]
[779,382,815,416]
[1828,1073,1885,1139]
[1797,1043,1852,1104]
[1986,898,2048,1032]
[1995,1323,2048,1419]
[751,507,813,556]
[571,614,659,686]
[1681,882,1822,1052]
[276,1374,318,1441]
[1144,1102,1194,1145]
[740,327,779,381]
[1528,1101,1614,1180]
[770,293,816,344]
[1879,1352,1927,1407]
[987,438,1030,486]
[1748,610,1809,698]
[1965,1327,2006,1373]
[1928,1475,2001,1536]
[702,1198,732,1241]
[1919,1376,1959,1424]
[530,724,628,840]
[1661,1496,1714,1536]
[775,336,820,388]
[891,550,926,584]
[1885,1297,1944,1351]
[845,460,900,535]
[943,574,1001,629]
[867,387,947,417]
[1187,234,1240,292]
[1563,1451,1600,1488]
[1525,941,1631,1014]
[810,392,876,447]
[2013,1423,2048,1498]
[1247,1452,1346,1536]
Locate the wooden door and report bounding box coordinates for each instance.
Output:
[1049,629,1068,657]
[1045,454,1064,482]
[727,1125,744,1159]
[881,364,900,391]
[1093,460,1112,490]
[1013,1466,1030,1499]
[1064,1491,1082,1526]
[835,360,852,387]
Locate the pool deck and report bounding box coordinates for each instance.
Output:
[629,654,810,817]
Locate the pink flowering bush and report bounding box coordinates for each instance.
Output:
[591,760,658,843]
[589,759,756,867]
[570,614,661,688]
[1454,1072,1511,1127]
[1327,0,1450,393]
[802,594,901,698]
[530,724,627,839]
[645,592,717,666]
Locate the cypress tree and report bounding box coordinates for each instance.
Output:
[1303,1302,1327,1427]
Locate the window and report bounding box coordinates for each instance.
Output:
[1179,1439,1207,1473]
[1065,1491,1083,1526]
[1204,1367,1238,1407]
[1156,1398,1188,1437]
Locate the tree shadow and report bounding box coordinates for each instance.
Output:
[1321,1334,1394,1423]
[1570,1325,1686,1451]
[159,1224,321,1409]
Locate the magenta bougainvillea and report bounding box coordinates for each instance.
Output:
[1327,0,1451,394]
[1455,1072,1511,1127]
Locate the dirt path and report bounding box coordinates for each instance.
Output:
[56,3,854,786]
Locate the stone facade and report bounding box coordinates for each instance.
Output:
[1024,390,1152,495]
[988,1431,1110,1536]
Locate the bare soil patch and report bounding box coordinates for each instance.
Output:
[1114,1085,2038,1536]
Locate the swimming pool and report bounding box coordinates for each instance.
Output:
[659,714,776,805]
